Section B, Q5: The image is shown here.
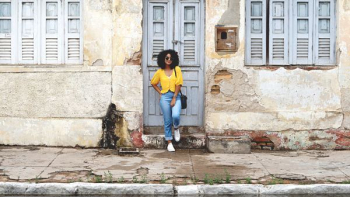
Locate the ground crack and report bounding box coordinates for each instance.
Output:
[37,148,63,178]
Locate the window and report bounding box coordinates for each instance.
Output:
[0,0,83,65]
[245,0,336,66]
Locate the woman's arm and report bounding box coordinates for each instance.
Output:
[152,84,162,95]
[171,85,181,107]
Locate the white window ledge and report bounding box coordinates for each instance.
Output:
[0,65,112,73]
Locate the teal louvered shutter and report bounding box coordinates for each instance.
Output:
[291,0,313,65]
[42,0,63,64]
[19,0,37,64]
[179,3,199,66]
[65,0,82,64]
[269,0,289,65]
[148,3,171,66]
[0,1,13,63]
[246,0,267,65]
[314,0,336,65]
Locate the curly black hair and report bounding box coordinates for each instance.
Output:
[157,49,179,69]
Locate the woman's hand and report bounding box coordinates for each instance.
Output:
[170,97,176,107]
[159,93,162,101]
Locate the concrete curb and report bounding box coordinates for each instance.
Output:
[0,183,174,196]
[176,184,350,196]
[1,183,350,196]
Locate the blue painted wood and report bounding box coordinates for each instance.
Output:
[143,0,204,127]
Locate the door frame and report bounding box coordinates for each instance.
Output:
[141,0,205,128]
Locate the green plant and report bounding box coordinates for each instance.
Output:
[204,174,213,185]
[183,179,188,185]
[191,176,198,184]
[94,175,102,183]
[35,175,41,184]
[117,176,124,183]
[268,177,283,185]
[104,171,113,183]
[214,174,223,184]
[245,177,252,184]
[160,173,166,184]
[341,180,350,184]
[224,169,231,183]
[140,175,148,183]
[204,174,210,184]
[237,180,242,184]
[132,176,138,183]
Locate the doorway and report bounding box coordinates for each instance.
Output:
[142,0,204,128]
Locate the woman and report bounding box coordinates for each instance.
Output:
[150,49,183,152]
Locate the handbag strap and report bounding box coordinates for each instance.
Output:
[174,66,182,95]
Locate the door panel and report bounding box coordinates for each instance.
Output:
[143,0,204,127]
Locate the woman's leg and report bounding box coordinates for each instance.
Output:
[159,92,173,141]
[172,96,182,128]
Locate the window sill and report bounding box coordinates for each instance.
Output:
[245,65,338,71]
[0,64,112,73]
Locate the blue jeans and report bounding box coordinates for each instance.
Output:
[159,91,182,141]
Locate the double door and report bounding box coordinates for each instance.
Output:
[142,0,204,126]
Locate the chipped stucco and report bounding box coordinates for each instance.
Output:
[204,0,350,149]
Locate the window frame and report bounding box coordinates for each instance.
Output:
[0,0,83,65]
[245,0,337,67]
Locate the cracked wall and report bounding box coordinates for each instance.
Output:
[205,0,350,149]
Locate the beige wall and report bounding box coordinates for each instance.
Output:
[1,0,350,149]
[204,0,350,149]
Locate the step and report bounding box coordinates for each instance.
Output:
[144,126,205,135]
[207,136,251,154]
[142,134,206,149]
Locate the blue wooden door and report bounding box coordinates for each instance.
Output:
[142,0,204,126]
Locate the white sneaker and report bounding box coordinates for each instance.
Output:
[174,128,180,142]
[167,143,175,152]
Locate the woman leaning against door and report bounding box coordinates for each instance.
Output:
[150,49,183,152]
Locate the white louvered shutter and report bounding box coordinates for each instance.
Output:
[291,0,313,65]
[269,0,289,65]
[180,3,199,66]
[245,0,267,65]
[65,0,82,64]
[0,1,12,63]
[41,0,62,64]
[314,0,335,65]
[19,0,37,64]
[148,2,171,66]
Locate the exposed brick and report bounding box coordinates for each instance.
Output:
[253,137,271,143]
[257,142,267,146]
[210,85,220,94]
[214,70,232,83]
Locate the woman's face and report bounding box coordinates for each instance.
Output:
[165,53,172,65]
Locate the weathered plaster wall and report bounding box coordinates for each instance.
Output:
[0,72,111,118]
[83,0,113,66]
[0,118,102,147]
[205,0,350,149]
[109,0,144,147]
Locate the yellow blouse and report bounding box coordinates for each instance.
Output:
[150,66,183,94]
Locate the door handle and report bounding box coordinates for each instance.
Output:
[172,40,182,44]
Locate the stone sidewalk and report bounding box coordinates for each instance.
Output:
[0,146,350,185]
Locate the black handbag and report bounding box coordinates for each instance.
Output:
[174,67,187,109]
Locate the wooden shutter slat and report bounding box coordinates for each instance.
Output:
[291,0,313,65]
[246,0,266,65]
[314,0,335,65]
[65,0,82,64]
[269,0,289,65]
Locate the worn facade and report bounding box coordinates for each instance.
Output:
[0,0,349,150]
